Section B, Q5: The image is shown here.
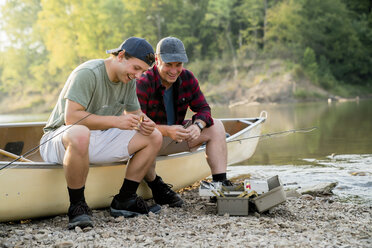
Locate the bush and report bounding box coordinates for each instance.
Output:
[302,47,319,84]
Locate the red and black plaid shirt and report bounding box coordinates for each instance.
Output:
[136,65,214,127]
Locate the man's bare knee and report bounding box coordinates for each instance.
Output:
[202,119,225,140]
[63,125,90,154]
[150,128,163,147]
[128,129,162,154]
[213,119,225,131]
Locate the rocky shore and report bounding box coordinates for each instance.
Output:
[1,184,371,248]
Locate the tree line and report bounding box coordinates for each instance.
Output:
[0,0,371,97]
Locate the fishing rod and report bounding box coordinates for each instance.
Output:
[0,105,110,171]
[226,126,317,143]
[1,112,317,170]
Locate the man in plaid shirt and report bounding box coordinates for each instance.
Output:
[136,37,232,207]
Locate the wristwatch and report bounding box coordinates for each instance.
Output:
[194,121,204,131]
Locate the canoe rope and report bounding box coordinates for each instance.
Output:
[226,126,318,143]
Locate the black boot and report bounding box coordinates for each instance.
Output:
[67,200,93,230]
[147,176,184,207]
[110,194,161,218]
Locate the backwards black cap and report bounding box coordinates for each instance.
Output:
[106,37,155,66]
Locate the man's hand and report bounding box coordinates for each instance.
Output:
[185,124,201,142]
[167,125,190,143]
[116,114,140,130]
[138,115,156,136]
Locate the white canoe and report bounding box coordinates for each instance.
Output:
[0,117,265,222]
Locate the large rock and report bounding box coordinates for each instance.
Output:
[298,182,338,196]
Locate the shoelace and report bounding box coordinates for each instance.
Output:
[158,183,175,195]
[135,196,149,213]
[70,202,92,216]
[160,182,173,190]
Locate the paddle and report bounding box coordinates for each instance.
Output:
[0,148,32,162]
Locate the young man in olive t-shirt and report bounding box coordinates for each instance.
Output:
[41,37,167,229]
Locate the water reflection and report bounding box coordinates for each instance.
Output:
[213,99,372,164]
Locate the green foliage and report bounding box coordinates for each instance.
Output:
[265,0,304,56]
[331,82,372,98]
[266,0,372,86]
[1,47,29,92]
[37,0,127,76]
[0,0,371,100]
[186,57,235,86]
[300,0,364,84]
[302,47,318,83]
[291,64,305,81]
[1,0,42,43]
[199,0,237,59]
[234,0,265,57]
[0,0,44,93]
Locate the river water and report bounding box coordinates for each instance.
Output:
[214,99,372,204]
[1,99,371,203]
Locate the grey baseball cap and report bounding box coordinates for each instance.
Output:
[156,37,188,63]
[106,37,155,66]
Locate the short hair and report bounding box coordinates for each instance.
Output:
[110,50,133,58]
[111,50,154,65]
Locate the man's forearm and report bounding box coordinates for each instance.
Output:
[65,110,120,130]
[193,119,206,127]
[124,109,142,116]
[156,125,170,136]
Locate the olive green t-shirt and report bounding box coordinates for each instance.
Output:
[43,59,140,133]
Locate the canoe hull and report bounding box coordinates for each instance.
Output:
[0,117,264,222]
[1,151,211,221]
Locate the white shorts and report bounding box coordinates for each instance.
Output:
[40,126,137,164]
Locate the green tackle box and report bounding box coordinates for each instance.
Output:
[251,185,286,213]
[217,197,249,216]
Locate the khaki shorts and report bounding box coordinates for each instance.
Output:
[40,126,137,164]
[158,137,198,156]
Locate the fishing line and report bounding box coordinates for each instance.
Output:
[0,105,110,171]
[0,113,317,171]
[226,126,317,143]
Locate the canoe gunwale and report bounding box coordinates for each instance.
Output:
[0,117,265,129]
[0,161,125,169]
[0,122,46,128]
[0,117,265,169]
[224,117,265,143]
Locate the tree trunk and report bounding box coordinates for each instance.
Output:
[225,23,238,78]
[262,0,268,49]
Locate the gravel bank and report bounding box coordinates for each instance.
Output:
[1,185,371,248]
